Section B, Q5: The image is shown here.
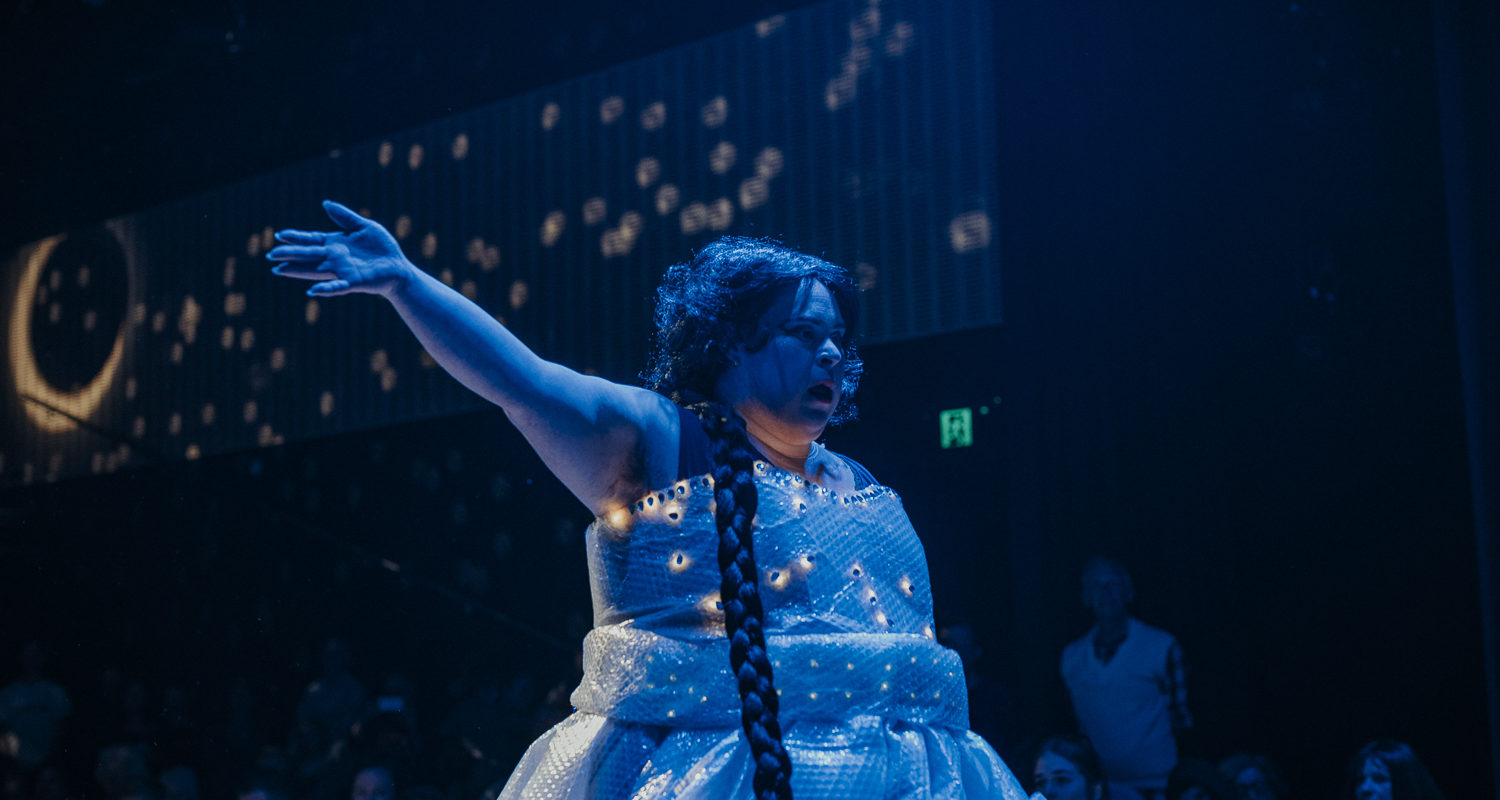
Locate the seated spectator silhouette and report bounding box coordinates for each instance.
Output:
[117,680,158,747]
[298,639,368,754]
[291,638,368,789]
[1061,558,1191,800]
[1166,758,1232,800]
[366,673,418,732]
[1217,754,1288,800]
[350,765,395,800]
[93,744,154,800]
[1032,733,1144,800]
[0,643,73,774]
[157,684,201,774]
[348,709,419,789]
[1344,740,1446,800]
[207,678,260,787]
[235,771,292,800]
[30,761,71,800]
[159,765,199,800]
[79,666,128,766]
[438,663,512,800]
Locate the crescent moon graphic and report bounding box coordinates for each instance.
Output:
[8,234,128,434]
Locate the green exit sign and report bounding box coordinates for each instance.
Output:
[939,408,973,449]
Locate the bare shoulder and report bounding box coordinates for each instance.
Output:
[601,384,682,507]
[502,372,682,516]
[615,384,682,459]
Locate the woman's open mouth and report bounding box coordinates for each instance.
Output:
[808,383,835,403]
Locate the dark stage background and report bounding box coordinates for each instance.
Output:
[0,1,1492,799]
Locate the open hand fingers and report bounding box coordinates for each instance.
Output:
[322,200,370,232]
[271,202,402,297]
[274,229,327,246]
[266,244,331,262]
[307,279,353,296]
[270,264,337,281]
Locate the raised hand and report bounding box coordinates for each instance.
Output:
[266,197,680,515]
[267,200,415,297]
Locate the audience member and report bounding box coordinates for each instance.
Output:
[365,675,418,734]
[349,766,394,800]
[156,684,201,773]
[206,678,260,787]
[116,681,158,748]
[1344,740,1446,800]
[437,665,511,800]
[77,667,128,768]
[157,766,198,800]
[1166,758,1232,800]
[1061,558,1191,800]
[1217,754,1288,800]
[347,711,418,786]
[0,644,73,774]
[290,638,368,795]
[234,771,292,800]
[1032,734,1144,800]
[0,764,21,800]
[92,745,153,800]
[296,639,368,756]
[29,762,71,800]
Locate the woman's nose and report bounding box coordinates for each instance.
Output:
[817,338,842,366]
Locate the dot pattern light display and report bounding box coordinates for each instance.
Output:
[0,0,998,485]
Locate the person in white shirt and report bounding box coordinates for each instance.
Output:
[1060,558,1191,800]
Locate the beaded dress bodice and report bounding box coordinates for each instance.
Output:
[571,462,969,729]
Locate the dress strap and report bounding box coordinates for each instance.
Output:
[837,454,877,489]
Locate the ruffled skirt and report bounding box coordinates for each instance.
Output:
[499,627,1029,799]
[499,710,1028,799]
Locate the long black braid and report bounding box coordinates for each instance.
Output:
[700,403,793,800]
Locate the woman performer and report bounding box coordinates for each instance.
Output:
[269,201,1028,799]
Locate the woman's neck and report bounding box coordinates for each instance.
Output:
[743,421,812,476]
[743,421,853,490]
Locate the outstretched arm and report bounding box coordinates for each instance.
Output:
[268,201,679,515]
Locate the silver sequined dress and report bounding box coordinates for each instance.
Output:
[499,462,1029,799]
